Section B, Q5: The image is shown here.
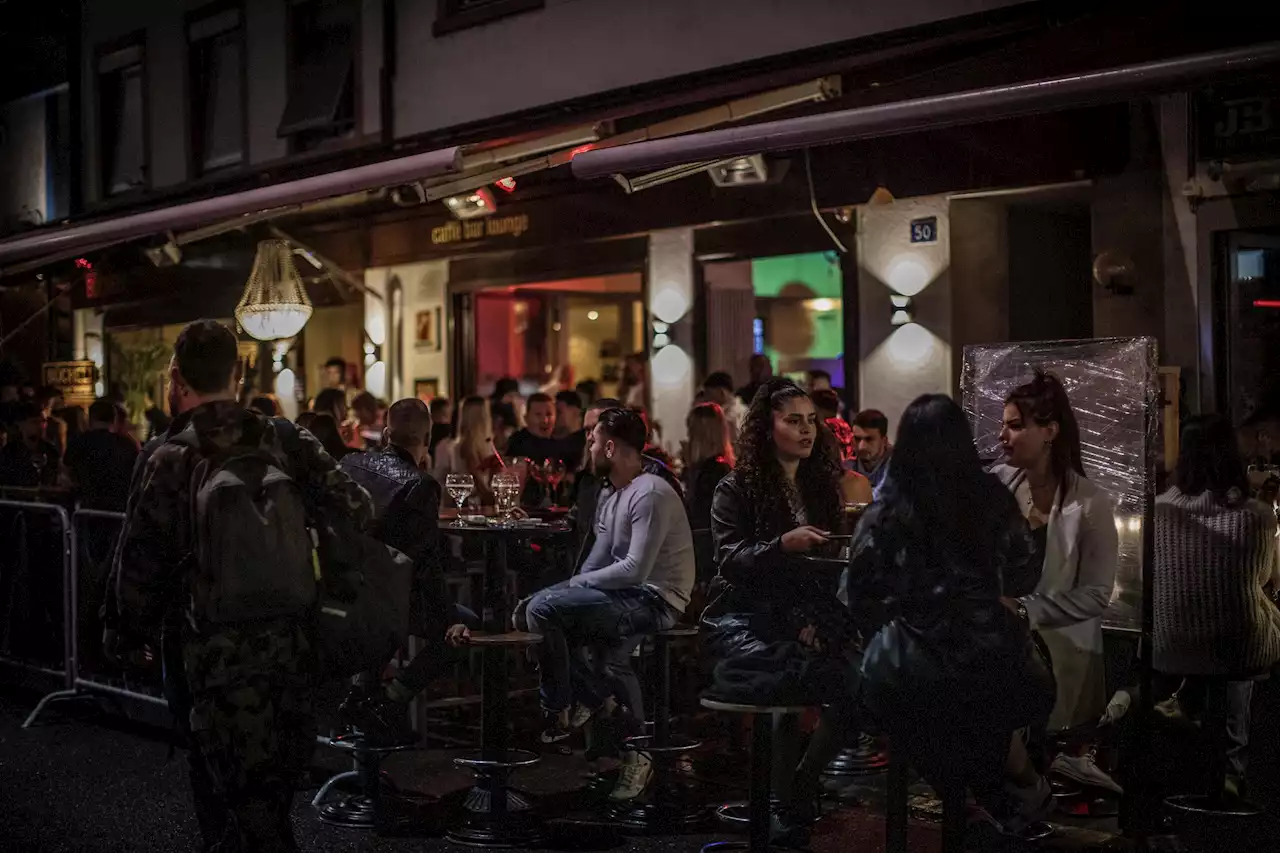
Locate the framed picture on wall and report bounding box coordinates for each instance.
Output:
[415,378,439,403]
[415,308,442,351]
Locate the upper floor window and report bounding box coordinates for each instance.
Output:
[278,0,356,150]
[188,5,245,174]
[434,0,544,36]
[98,41,147,196]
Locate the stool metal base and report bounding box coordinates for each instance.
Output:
[701,841,811,853]
[319,794,380,829]
[447,776,544,848]
[822,733,889,777]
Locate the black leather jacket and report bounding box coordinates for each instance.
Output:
[340,445,447,630]
[704,471,852,651]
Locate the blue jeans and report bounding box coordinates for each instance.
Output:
[526,585,677,716]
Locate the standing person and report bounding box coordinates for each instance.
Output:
[506,393,575,505]
[682,402,734,530]
[112,319,375,853]
[0,402,60,487]
[994,370,1119,809]
[736,354,773,406]
[617,353,648,409]
[338,399,474,742]
[702,372,748,440]
[847,395,1053,838]
[306,413,353,462]
[523,407,694,799]
[65,399,139,512]
[703,377,860,844]
[1155,415,1280,796]
[323,356,348,390]
[554,390,588,464]
[350,391,383,449]
[428,397,453,461]
[849,409,893,490]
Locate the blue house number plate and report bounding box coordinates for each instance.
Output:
[910,217,938,243]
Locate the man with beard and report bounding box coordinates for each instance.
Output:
[519,407,694,801]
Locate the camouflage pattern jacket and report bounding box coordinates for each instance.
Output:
[114,400,374,639]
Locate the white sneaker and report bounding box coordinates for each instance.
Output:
[1050,751,1123,795]
[570,703,594,730]
[609,752,653,801]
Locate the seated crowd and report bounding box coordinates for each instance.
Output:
[5,317,1271,852]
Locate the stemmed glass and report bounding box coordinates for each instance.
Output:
[492,472,520,525]
[445,473,475,527]
[542,458,567,508]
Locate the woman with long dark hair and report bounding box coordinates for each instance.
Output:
[994,370,1119,810]
[703,378,855,843]
[848,394,1052,835]
[1156,415,1280,794]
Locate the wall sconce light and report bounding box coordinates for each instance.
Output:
[890,294,915,326]
[363,339,382,367]
[652,320,672,350]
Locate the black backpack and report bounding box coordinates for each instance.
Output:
[170,419,315,626]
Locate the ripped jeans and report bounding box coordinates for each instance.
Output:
[526,584,678,717]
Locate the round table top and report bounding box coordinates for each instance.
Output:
[467,631,544,647]
[700,697,815,715]
[440,518,573,539]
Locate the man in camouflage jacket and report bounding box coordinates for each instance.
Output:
[114,320,373,853]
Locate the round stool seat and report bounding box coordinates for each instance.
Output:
[468,631,543,647]
[453,748,542,771]
[623,733,703,755]
[325,734,421,754]
[700,697,813,715]
[658,625,699,638]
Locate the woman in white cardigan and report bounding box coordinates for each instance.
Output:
[1155,414,1280,791]
[992,371,1119,823]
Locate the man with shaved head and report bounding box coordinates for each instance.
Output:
[339,398,473,743]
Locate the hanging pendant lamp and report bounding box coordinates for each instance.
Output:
[235,239,314,341]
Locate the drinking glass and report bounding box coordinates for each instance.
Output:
[492,472,520,524]
[445,473,475,527]
[543,459,567,507]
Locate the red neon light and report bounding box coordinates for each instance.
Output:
[74,257,92,269]
[569,144,596,159]
[495,177,517,193]
[1253,300,1280,308]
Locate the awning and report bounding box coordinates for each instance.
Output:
[572,41,1280,179]
[0,145,463,266]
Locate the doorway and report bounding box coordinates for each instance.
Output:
[1222,230,1280,461]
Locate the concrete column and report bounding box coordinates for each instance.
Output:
[648,228,696,453]
[857,195,952,430]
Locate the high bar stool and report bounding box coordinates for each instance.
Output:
[313,735,423,830]
[447,631,546,848]
[700,697,816,852]
[610,625,707,832]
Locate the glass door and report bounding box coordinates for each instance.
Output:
[1226,232,1280,462]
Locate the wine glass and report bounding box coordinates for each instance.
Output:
[492,472,520,524]
[543,458,567,508]
[445,473,475,527]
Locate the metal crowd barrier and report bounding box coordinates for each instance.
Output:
[17,506,167,729]
[0,498,73,695]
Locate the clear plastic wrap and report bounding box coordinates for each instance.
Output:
[960,338,1159,631]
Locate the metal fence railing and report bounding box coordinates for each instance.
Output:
[3,503,167,729]
[0,499,74,718]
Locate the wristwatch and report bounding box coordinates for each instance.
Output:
[1015,600,1029,621]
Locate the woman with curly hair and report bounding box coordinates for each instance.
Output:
[702,377,859,844]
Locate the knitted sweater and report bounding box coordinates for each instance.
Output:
[1154,487,1280,676]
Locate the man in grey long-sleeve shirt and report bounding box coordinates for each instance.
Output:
[526,407,694,798]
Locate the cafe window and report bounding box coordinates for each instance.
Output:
[97,41,147,196]
[188,6,245,174]
[278,0,356,149]
[434,0,544,36]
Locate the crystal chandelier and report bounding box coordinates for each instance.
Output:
[235,239,314,341]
